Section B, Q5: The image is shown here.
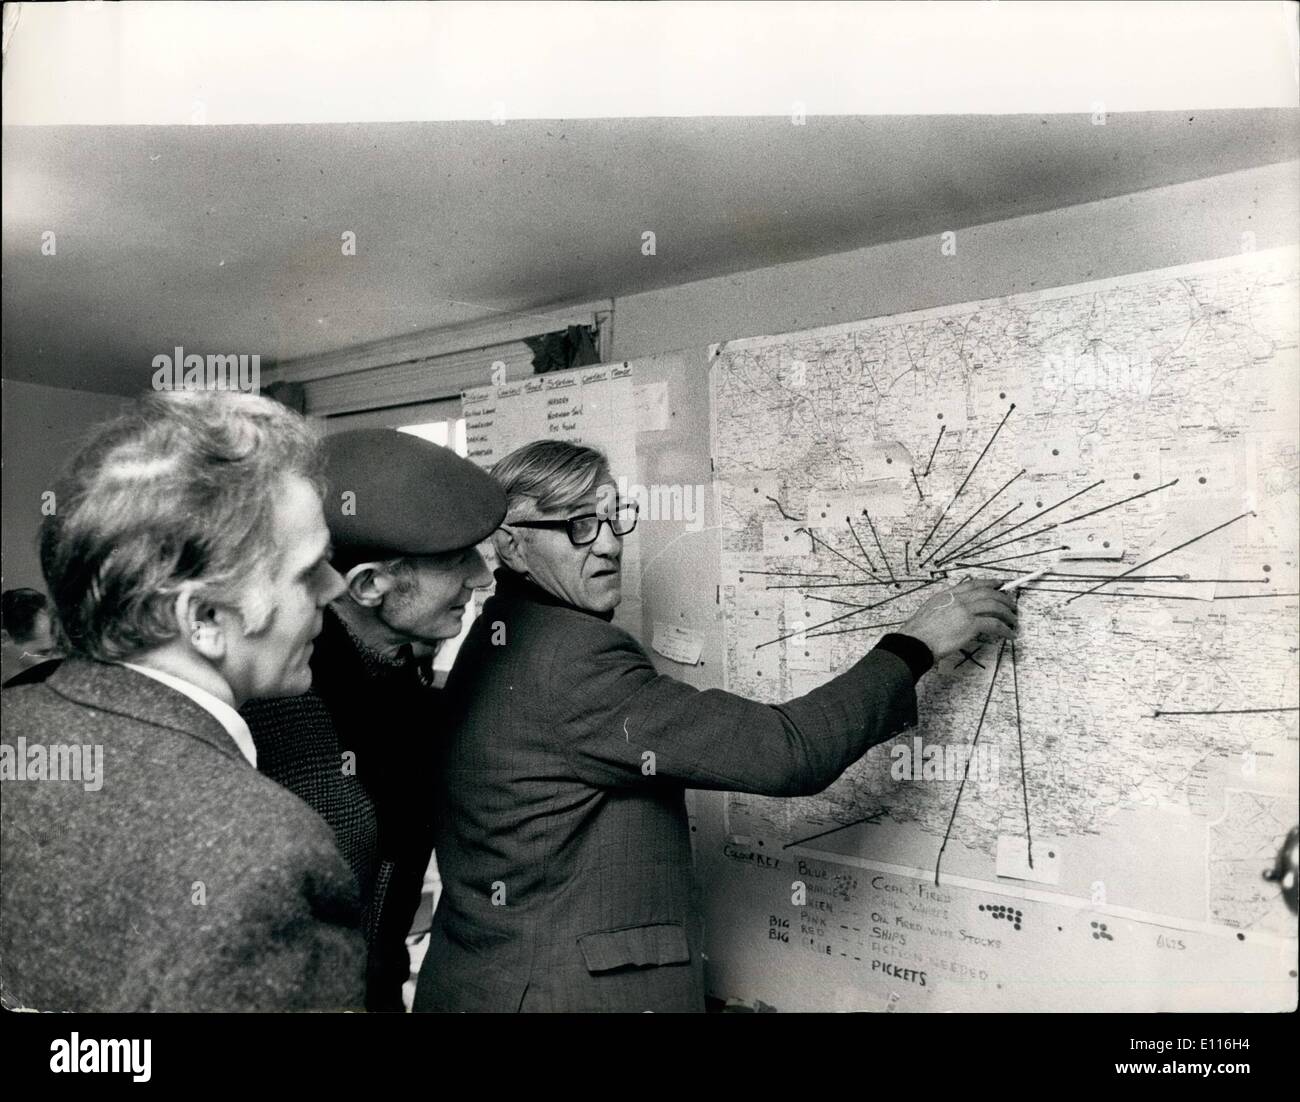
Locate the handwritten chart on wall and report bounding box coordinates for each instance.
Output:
[461,362,644,614]
[700,247,1299,1011]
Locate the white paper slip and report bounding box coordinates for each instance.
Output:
[995,834,1061,885]
[634,381,670,431]
[651,622,704,665]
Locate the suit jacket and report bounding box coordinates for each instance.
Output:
[242,605,439,1012]
[0,659,367,1012]
[413,570,918,1013]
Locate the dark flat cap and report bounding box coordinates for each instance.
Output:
[322,429,506,567]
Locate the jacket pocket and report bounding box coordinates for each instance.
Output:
[576,922,691,973]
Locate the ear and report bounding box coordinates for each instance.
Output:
[492,526,529,575]
[344,562,397,608]
[175,586,228,663]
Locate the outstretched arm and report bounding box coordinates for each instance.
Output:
[550,579,1017,797]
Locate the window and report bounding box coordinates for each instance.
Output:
[394,415,478,678]
[397,417,467,454]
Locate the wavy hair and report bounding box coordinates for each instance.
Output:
[40,390,324,661]
[490,439,610,521]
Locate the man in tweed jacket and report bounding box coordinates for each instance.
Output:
[0,391,366,1012]
[414,440,1018,1013]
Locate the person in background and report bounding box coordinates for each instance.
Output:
[1,588,61,687]
[1,390,366,1012]
[242,428,504,1011]
[416,439,1019,1013]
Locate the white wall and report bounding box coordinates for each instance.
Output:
[1,380,129,593]
[609,159,1299,362]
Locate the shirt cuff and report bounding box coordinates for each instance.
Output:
[873,633,934,684]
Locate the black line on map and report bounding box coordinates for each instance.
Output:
[740,569,842,578]
[765,495,803,522]
[911,468,925,502]
[1016,587,1202,601]
[1012,586,1296,602]
[953,480,1104,562]
[957,566,1188,581]
[917,404,1015,555]
[952,545,1071,568]
[859,580,936,610]
[845,516,880,577]
[1064,512,1255,604]
[785,811,886,849]
[933,505,1024,566]
[923,425,945,477]
[1011,641,1033,869]
[862,509,896,584]
[754,581,938,650]
[936,640,1007,886]
[764,580,926,589]
[942,522,1062,564]
[1042,575,1269,584]
[799,528,875,577]
[1152,707,1300,717]
[921,469,1026,567]
[804,618,908,640]
[979,569,1276,587]
[1057,479,1178,528]
[921,468,1027,566]
[1125,577,1268,584]
[806,594,876,609]
[755,608,868,650]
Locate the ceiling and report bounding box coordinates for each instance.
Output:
[3,110,1297,395]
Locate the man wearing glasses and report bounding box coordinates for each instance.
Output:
[415,438,1018,1013]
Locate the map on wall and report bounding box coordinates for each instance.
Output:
[710,247,1299,944]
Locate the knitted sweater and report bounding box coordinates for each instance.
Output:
[243,605,440,1011]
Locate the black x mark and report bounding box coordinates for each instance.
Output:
[956,647,986,669]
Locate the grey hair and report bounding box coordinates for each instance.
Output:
[40,389,325,661]
[491,439,610,520]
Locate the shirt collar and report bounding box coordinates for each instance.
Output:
[120,662,257,768]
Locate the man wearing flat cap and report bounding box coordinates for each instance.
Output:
[243,428,503,1011]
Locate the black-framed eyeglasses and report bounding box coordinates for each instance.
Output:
[505,502,639,547]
